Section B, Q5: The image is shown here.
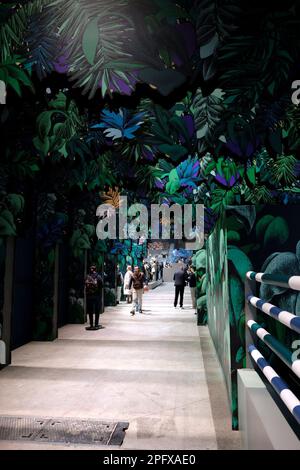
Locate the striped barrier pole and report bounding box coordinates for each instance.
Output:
[247,295,300,335]
[246,271,300,291]
[248,345,300,426]
[247,320,300,379]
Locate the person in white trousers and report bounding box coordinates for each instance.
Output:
[116,265,123,304]
[123,266,133,303]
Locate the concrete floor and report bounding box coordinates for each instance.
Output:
[0,283,240,450]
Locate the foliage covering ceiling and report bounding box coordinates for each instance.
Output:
[0,0,300,244]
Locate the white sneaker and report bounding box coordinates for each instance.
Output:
[180,306,184,309]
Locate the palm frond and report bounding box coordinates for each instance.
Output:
[47,0,140,98]
[0,0,53,62]
[272,154,297,186]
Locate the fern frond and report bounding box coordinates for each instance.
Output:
[0,0,53,62]
[271,154,297,186]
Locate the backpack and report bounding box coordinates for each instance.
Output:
[85,274,102,295]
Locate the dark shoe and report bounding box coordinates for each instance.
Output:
[94,325,104,329]
[130,311,135,316]
[85,326,94,330]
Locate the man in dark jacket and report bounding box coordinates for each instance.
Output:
[85,264,103,330]
[173,267,187,309]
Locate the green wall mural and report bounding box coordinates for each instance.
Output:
[206,205,300,429]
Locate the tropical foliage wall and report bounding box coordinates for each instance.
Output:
[0,0,300,422]
[207,205,300,429]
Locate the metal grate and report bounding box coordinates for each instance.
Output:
[0,416,129,446]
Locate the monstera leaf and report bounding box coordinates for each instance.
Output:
[227,246,252,329]
[226,206,256,233]
[260,241,300,315]
[194,249,206,271]
[34,92,83,157]
[255,215,289,248]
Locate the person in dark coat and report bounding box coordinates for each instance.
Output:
[173,267,187,309]
[188,267,197,310]
[85,264,103,330]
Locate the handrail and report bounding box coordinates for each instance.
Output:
[247,295,300,334]
[248,345,300,426]
[247,320,300,379]
[246,271,300,291]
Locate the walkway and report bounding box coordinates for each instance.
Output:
[0,283,240,450]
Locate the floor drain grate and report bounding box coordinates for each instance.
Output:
[0,416,129,446]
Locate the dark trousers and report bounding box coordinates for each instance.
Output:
[86,296,100,327]
[174,285,185,307]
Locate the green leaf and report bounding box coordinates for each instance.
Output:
[195,249,206,270]
[6,194,24,214]
[7,76,21,96]
[84,224,95,238]
[235,345,245,365]
[37,111,54,139]
[0,209,16,236]
[82,17,99,65]
[229,274,244,327]
[166,168,180,194]
[169,115,190,143]
[33,136,50,156]
[255,215,274,240]
[197,295,207,309]
[49,92,67,110]
[227,246,253,281]
[264,216,289,247]
[227,230,240,242]
[238,314,246,344]
[246,166,256,184]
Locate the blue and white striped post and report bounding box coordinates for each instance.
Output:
[247,320,300,378]
[248,345,300,426]
[247,295,300,335]
[246,271,300,291]
[245,271,256,368]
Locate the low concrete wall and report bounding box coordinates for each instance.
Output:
[238,369,300,449]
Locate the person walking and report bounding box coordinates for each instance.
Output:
[129,266,146,315]
[188,267,196,311]
[173,266,187,309]
[85,264,103,330]
[123,265,133,303]
[116,265,123,304]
